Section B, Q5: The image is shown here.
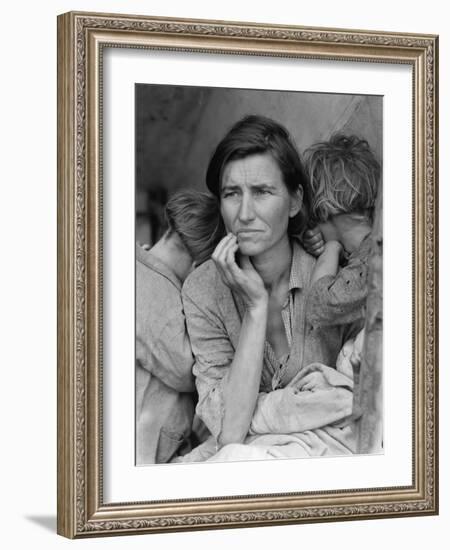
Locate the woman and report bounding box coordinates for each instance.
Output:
[182,116,362,461]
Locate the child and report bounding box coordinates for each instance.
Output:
[136,191,223,464]
[303,133,381,330]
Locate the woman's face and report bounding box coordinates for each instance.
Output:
[219,152,301,257]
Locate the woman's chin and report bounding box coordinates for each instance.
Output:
[238,242,265,257]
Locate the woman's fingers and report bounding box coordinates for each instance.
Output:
[213,234,237,269]
[212,233,235,261]
[212,236,267,306]
[213,234,242,286]
[223,242,241,281]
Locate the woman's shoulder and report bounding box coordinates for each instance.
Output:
[182,259,241,335]
[182,259,225,302]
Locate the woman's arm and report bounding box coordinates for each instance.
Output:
[183,234,269,448]
[182,293,268,446]
[211,234,269,446]
[219,301,268,445]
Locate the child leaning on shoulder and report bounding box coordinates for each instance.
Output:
[302,133,381,347]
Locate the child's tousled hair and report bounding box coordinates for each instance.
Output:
[304,134,380,223]
[165,190,225,266]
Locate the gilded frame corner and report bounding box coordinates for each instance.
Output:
[57,10,439,539]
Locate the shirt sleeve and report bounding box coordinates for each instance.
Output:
[136,261,195,393]
[136,311,196,393]
[306,253,369,327]
[182,288,235,441]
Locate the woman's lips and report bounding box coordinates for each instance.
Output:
[236,230,263,242]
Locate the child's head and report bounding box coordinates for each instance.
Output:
[165,190,225,266]
[304,134,380,224]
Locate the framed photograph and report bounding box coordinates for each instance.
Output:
[57,11,438,538]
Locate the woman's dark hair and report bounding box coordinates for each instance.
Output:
[206,115,310,236]
[165,190,225,266]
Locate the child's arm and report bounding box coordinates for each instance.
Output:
[306,240,370,327]
[310,240,343,285]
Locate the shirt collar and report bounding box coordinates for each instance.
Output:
[136,243,182,290]
[288,238,310,291]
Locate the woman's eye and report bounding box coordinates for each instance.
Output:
[223,191,238,198]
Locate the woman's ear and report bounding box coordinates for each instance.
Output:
[289,187,303,218]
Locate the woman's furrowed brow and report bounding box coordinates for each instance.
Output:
[222,182,277,191]
[221,183,240,193]
[244,182,279,193]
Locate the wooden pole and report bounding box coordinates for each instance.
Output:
[355,183,383,454]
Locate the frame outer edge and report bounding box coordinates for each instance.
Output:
[430,35,439,514]
[434,35,439,515]
[56,11,439,537]
[57,12,77,539]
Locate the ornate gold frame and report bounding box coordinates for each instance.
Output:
[57,11,439,538]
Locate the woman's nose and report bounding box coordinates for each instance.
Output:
[238,194,256,222]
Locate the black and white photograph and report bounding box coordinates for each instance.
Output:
[135,84,383,466]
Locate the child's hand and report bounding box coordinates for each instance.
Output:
[350,329,365,368]
[303,226,325,257]
[137,241,151,251]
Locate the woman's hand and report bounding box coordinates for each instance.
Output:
[212,233,268,310]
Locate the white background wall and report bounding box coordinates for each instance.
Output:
[0,0,447,548]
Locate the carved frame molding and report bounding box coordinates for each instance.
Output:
[57,11,438,538]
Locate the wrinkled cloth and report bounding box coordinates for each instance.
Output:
[178,361,356,463]
[136,245,196,464]
[207,426,356,462]
[182,238,362,447]
[249,363,353,435]
[306,234,372,327]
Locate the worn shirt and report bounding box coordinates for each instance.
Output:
[182,239,361,442]
[306,234,372,327]
[136,245,195,464]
